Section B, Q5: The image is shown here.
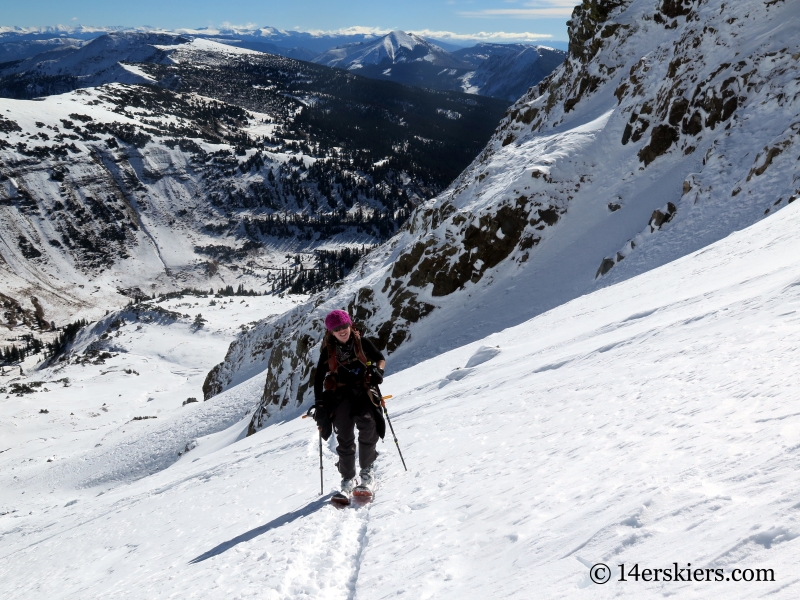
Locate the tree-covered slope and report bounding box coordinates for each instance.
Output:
[0,36,507,347]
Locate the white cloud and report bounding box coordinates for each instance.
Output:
[219,21,259,30]
[303,26,392,37]
[410,28,553,41]
[459,0,577,18]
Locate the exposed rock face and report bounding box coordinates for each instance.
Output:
[204,0,800,434]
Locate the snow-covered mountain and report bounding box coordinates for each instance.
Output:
[0,25,387,64]
[0,33,507,349]
[311,31,472,94]
[0,37,89,63]
[0,32,189,96]
[314,30,468,70]
[3,183,800,598]
[203,0,800,432]
[0,26,444,72]
[0,27,564,102]
[312,31,565,101]
[458,44,567,102]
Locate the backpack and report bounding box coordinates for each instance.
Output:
[323,329,369,391]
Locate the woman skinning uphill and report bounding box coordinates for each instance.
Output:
[313,309,386,504]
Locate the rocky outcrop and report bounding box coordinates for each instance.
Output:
[204,0,800,434]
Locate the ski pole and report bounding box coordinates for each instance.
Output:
[381,395,408,472]
[318,432,324,496]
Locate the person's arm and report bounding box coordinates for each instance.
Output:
[361,337,385,367]
[361,337,386,379]
[314,347,328,401]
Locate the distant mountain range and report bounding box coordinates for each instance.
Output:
[311,31,566,101]
[0,26,567,102]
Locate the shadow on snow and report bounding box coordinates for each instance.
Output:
[188,497,330,564]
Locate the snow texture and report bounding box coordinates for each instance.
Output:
[3,182,800,598]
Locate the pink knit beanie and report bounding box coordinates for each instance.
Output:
[324,309,352,331]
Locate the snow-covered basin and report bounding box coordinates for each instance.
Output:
[0,293,302,487]
[3,201,800,598]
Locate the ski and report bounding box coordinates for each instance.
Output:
[330,491,351,506]
[352,483,374,502]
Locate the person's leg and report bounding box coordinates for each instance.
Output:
[332,397,357,480]
[354,409,379,470]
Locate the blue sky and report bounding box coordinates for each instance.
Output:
[3,0,574,42]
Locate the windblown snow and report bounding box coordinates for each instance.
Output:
[2,176,800,599]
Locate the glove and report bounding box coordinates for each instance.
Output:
[368,365,384,386]
[313,402,332,441]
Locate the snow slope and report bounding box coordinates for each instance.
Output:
[0,293,302,490]
[3,176,800,599]
[313,31,464,70]
[0,32,188,88]
[0,84,293,341]
[204,0,800,424]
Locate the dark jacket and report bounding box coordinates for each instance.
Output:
[314,333,386,439]
[313,334,385,400]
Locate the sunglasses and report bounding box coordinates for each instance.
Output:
[331,324,350,333]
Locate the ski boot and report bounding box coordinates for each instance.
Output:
[331,478,356,506]
[353,464,375,500]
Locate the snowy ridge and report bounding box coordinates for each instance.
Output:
[0,32,187,88]
[311,31,563,100]
[313,31,465,70]
[3,185,800,598]
[206,0,800,430]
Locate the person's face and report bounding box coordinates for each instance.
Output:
[332,325,351,343]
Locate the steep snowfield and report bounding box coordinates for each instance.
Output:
[205,0,800,423]
[2,184,800,598]
[459,44,567,101]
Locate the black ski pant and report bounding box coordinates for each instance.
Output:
[332,394,379,480]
